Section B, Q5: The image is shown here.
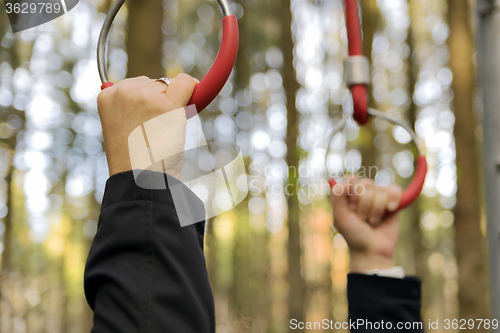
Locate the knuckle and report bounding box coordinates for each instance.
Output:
[376,186,390,197]
[359,179,374,190]
[387,185,402,199]
[175,73,191,80]
[175,73,198,87]
[116,77,135,85]
[344,174,357,185]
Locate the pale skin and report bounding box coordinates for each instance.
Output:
[331,176,402,272]
[97,74,198,178]
[97,74,403,273]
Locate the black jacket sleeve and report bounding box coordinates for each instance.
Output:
[347,274,423,332]
[84,171,215,333]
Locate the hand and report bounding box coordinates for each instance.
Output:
[330,175,403,273]
[97,74,198,178]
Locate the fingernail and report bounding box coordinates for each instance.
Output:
[328,179,336,188]
[388,200,398,211]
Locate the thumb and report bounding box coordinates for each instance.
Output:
[163,73,199,109]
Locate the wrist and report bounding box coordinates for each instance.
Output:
[364,266,405,279]
[349,251,394,273]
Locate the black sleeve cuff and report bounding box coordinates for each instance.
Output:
[347,274,423,332]
[101,170,206,237]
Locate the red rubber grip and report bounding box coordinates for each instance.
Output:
[328,155,427,214]
[397,155,427,211]
[188,15,239,117]
[101,15,239,117]
[351,85,369,125]
[344,0,369,125]
[344,0,363,57]
[101,82,114,90]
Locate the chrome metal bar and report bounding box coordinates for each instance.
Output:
[477,0,500,326]
[325,112,352,150]
[325,108,424,179]
[217,0,232,16]
[98,0,232,84]
[367,108,424,155]
[97,0,125,83]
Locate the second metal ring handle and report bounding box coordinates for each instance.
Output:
[327,109,428,214]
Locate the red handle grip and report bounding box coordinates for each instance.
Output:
[328,155,427,214]
[188,15,239,116]
[101,15,239,118]
[344,0,369,125]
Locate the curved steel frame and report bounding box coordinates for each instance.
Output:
[97,0,232,83]
[326,108,426,212]
[326,108,424,160]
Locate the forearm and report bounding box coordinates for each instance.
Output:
[349,251,394,273]
[84,170,215,333]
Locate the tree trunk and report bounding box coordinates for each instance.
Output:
[126,0,164,79]
[447,0,488,321]
[0,24,22,330]
[0,160,14,333]
[230,1,256,320]
[282,0,306,329]
[405,1,424,277]
[359,0,379,171]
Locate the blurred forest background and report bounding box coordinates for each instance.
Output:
[0,0,489,332]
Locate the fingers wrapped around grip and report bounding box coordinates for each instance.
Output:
[329,175,404,222]
[328,155,427,215]
[97,74,198,118]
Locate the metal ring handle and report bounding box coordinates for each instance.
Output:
[327,109,428,214]
[97,0,239,116]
